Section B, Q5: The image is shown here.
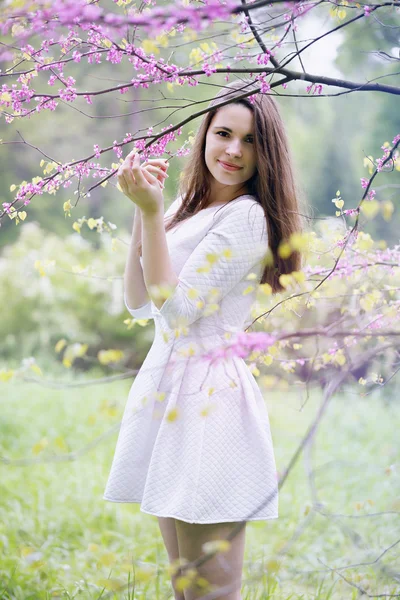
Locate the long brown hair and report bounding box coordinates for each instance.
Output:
[138,79,305,293]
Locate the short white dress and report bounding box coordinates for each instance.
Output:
[103,194,279,523]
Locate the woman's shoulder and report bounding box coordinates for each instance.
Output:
[212,195,267,241]
[214,194,264,221]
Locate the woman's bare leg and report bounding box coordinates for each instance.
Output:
[175,519,246,600]
[157,516,185,600]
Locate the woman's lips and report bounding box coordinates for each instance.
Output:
[218,160,242,171]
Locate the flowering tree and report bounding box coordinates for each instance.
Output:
[1,0,400,597]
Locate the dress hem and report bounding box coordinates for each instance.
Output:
[103,495,278,523]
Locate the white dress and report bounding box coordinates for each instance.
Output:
[103,194,279,524]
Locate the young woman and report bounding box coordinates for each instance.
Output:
[104,79,303,600]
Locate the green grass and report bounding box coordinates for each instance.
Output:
[1,368,399,599]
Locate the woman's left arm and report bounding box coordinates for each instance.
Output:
[141,210,179,310]
[117,150,179,310]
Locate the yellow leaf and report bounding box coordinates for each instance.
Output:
[32,438,49,455]
[72,222,81,233]
[202,539,231,554]
[142,39,159,55]
[266,558,281,572]
[334,199,344,209]
[196,264,211,274]
[189,48,203,64]
[287,232,306,252]
[187,287,199,300]
[43,161,58,174]
[0,369,14,382]
[200,404,214,417]
[87,414,96,425]
[206,252,219,264]
[156,391,166,402]
[356,232,374,251]
[183,28,197,42]
[176,576,194,592]
[292,270,305,284]
[335,353,346,366]
[166,407,179,422]
[200,42,211,53]
[20,546,36,557]
[97,349,124,365]
[278,242,292,258]
[381,200,394,221]
[88,543,99,552]
[279,273,293,288]
[18,211,27,220]
[1,92,11,102]
[12,23,25,36]
[360,200,380,220]
[96,578,124,591]
[99,552,117,566]
[155,33,169,48]
[259,283,272,296]
[63,200,72,215]
[221,248,232,259]
[30,364,42,376]
[243,285,255,295]
[10,184,16,192]
[54,436,68,451]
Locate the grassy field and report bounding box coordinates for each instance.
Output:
[1,366,399,599]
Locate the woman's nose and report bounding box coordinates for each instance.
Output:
[226,140,242,156]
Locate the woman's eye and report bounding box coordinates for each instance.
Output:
[216,132,253,143]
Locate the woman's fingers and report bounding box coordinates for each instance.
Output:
[117,156,168,193]
[144,164,169,179]
[141,166,166,189]
[141,158,169,172]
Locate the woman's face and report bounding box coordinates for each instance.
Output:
[204,103,257,201]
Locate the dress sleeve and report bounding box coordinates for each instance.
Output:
[124,195,183,320]
[152,200,268,330]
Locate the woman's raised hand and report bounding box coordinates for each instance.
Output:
[141,158,169,190]
[117,152,169,216]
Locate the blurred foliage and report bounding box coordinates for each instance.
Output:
[1,210,399,396]
[0,219,156,367]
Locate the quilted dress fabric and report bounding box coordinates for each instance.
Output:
[103,194,279,523]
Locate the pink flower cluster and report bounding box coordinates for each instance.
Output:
[0,0,246,50]
[201,332,277,364]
